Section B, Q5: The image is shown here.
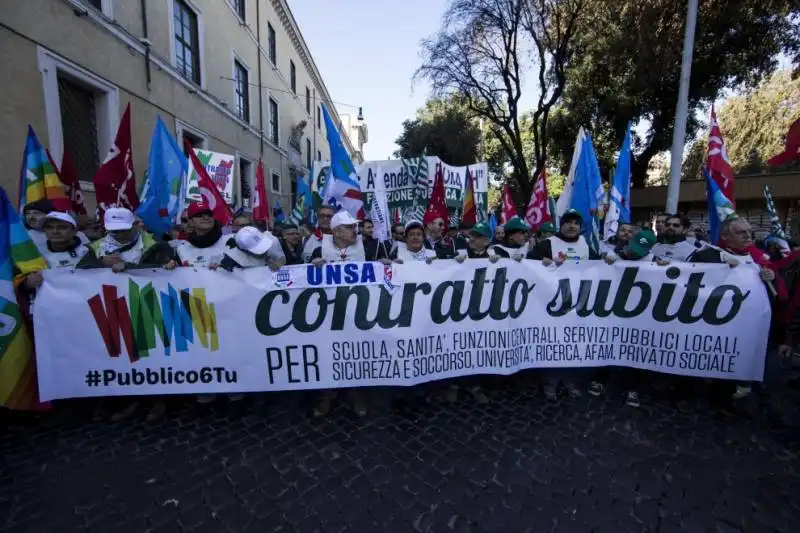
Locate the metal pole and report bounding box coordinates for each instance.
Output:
[665,0,699,214]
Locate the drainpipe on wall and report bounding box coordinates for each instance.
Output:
[140,0,151,91]
[256,0,265,157]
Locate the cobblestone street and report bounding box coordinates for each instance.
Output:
[2,375,800,533]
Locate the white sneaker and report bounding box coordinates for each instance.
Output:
[625,391,640,408]
[732,385,752,400]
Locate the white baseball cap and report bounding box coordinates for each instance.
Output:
[104,207,135,231]
[43,211,77,227]
[235,226,276,256]
[331,211,359,229]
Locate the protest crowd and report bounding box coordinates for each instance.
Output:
[3,106,799,426]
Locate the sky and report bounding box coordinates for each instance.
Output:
[289,0,450,161]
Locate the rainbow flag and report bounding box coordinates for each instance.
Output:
[461,166,477,224]
[18,126,70,212]
[0,186,48,409]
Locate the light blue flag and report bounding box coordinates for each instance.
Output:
[290,175,313,224]
[603,124,632,239]
[489,212,497,239]
[273,199,286,224]
[569,133,604,254]
[320,104,365,219]
[136,117,187,236]
[704,166,735,243]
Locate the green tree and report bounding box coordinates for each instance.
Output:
[416,0,587,200]
[394,97,482,165]
[716,70,800,173]
[682,70,800,179]
[547,0,799,187]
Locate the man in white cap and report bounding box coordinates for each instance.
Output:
[22,211,91,291]
[80,207,176,271]
[220,227,284,271]
[309,210,390,417]
[309,210,391,265]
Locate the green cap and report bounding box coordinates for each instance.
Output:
[627,229,657,258]
[504,217,529,234]
[539,222,557,234]
[471,222,492,238]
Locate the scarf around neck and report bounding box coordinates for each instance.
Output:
[188,223,222,248]
[103,232,141,256]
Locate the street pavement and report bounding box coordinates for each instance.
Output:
[2,374,800,533]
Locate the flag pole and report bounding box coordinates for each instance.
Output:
[665,0,699,214]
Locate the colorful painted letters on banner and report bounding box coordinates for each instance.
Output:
[33,261,771,401]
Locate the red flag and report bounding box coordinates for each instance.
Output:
[525,169,552,231]
[500,184,516,224]
[55,150,87,215]
[461,166,477,225]
[93,103,139,219]
[42,149,77,213]
[767,117,800,167]
[252,159,269,224]
[705,106,735,206]
[423,162,448,225]
[185,140,233,226]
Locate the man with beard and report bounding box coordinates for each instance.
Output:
[361,218,375,248]
[493,217,530,260]
[302,204,335,261]
[600,222,636,257]
[688,217,780,406]
[590,229,665,407]
[310,211,388,417]
[79,207,176,271]
[651,214,704,262]
[278,223,305,265]
[528,209,598,400]
[653,212,670,237]
[424,210,467,259]
[391,223,405,243]
[528,209,599,263]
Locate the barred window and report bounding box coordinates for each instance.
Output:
[232,0,245,20]
[290,61,296,94]
[269,98,279,144]
[58,76,99,182]
[174,0,200,84]
[234,60,250,121]
[267,23,276,64]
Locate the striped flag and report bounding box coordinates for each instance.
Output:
[461,166,477,224]
[18,126,71,213]
[450,208,460,228]
[763,184,787,239]
[0,186,48,409]
[406,152,429,223]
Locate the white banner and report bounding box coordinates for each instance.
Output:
[312,157,489,208]
[186,149,236,205]
[34,262,771,400]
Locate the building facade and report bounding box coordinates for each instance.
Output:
[0,0,362,212]
[338,110,369,164]
[631,171,800,237]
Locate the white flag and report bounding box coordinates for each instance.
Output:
[370,167,391,241]
[555,127,586,220]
